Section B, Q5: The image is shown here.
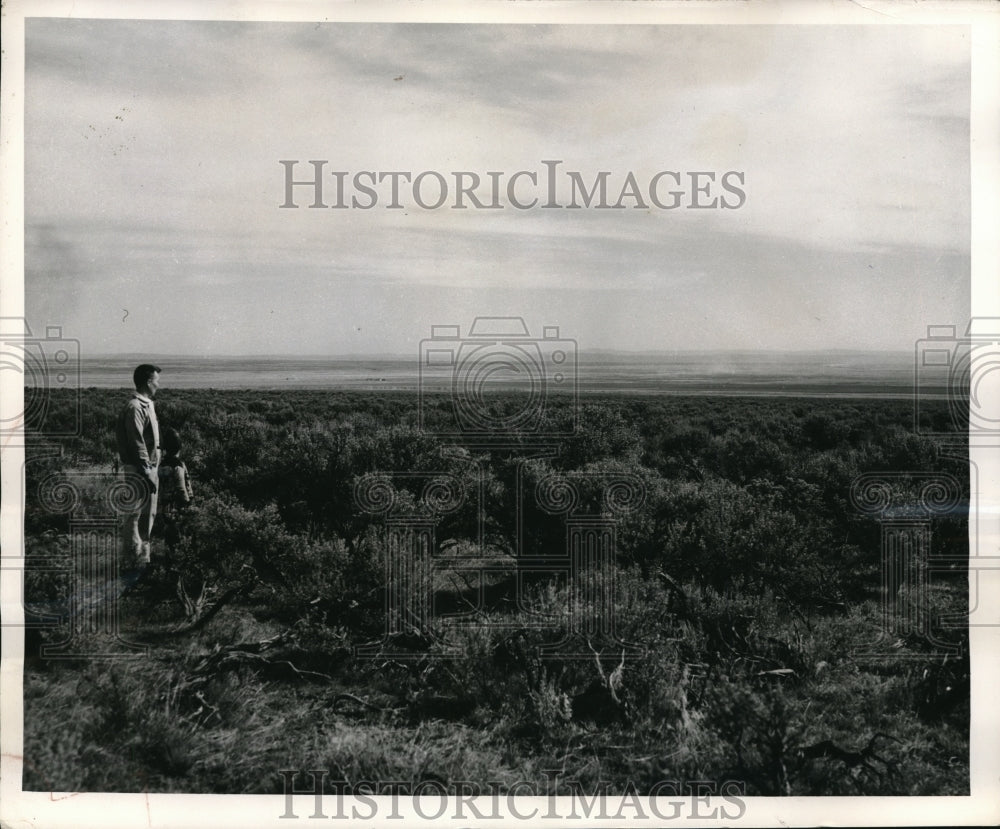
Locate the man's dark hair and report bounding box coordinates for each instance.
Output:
[133,363,162,389]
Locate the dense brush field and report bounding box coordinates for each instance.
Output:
[19,388,969,795]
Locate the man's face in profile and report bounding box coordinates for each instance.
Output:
[146,371,161,398]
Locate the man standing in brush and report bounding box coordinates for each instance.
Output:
[116,363,161,569]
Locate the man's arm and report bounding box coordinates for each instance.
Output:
[125,404,155,486]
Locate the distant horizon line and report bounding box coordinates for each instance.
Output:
[85,347,915,361]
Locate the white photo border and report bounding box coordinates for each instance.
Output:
[2,1,998,827]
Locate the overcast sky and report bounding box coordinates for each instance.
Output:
[25,20,970,356]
